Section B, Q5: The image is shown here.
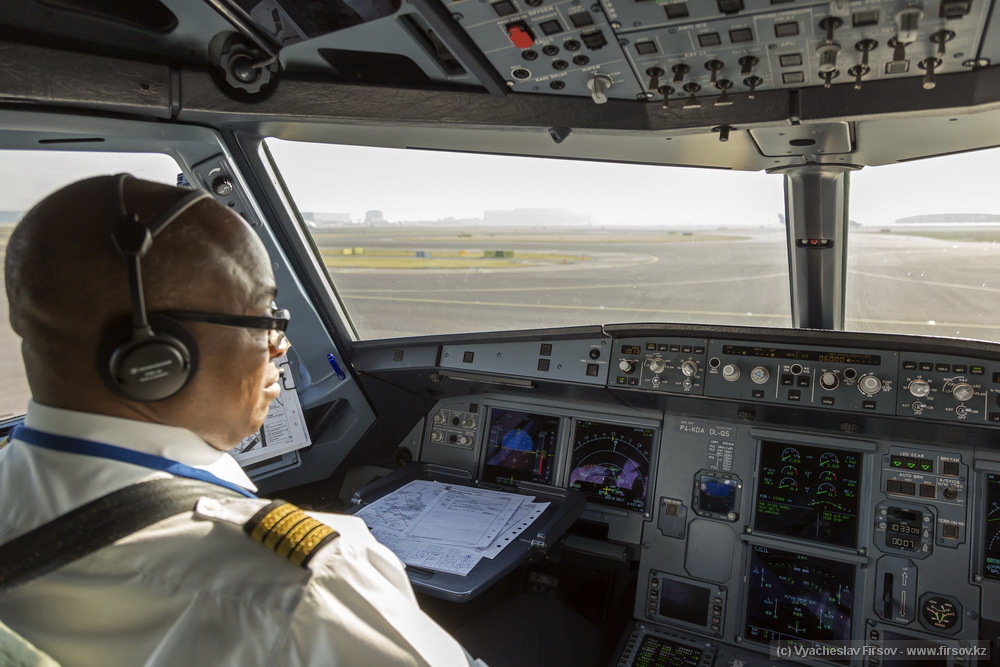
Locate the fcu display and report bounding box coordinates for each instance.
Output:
[754,441,863,548]
[481,409,560,486]
[744,546,855,652]
[569,419,655,513]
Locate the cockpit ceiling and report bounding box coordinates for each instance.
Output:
[2,0,1000,169]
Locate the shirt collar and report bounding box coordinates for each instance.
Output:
[23,400,258,492]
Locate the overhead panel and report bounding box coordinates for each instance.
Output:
[443,0,990,105]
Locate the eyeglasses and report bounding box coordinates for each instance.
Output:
[157,304,291,352]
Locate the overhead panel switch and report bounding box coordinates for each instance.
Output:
[505,22,535,49]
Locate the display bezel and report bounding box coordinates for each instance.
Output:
[568,418,658,514]
[742,545,856,658]
[479,407,562,487]
[752,440,864,549]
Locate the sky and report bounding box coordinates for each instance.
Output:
[2,143,999,227]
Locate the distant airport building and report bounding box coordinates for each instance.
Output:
[895,213,1000,224]
[365,209,385,223]
[483,208,590,226]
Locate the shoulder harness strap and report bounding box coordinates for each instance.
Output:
[243,500,340,568]
[0,477,242,591]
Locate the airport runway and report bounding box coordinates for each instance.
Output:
[323,227,1000,342]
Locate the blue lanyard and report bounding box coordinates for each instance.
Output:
[11,425,256,498]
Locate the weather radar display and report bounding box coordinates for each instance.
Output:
[569,420,656,513]
[482,409,560,486]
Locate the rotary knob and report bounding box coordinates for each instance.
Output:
[648,357,667,374]
[433,412,447,424]
[952,383,975,402]
[819,372,840,390]
[722,364,741,382]
[908,379,931,398]
[430,430,443,442]
[619,359,637,373]
[750,366,770,385]
[680,360,699,377]
[456,435,471,446]
[858,374,882,396]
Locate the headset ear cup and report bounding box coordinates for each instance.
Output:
[97,315,199,402]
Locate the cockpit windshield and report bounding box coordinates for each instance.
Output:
[266,139,790,339]
[846,147,1000,342]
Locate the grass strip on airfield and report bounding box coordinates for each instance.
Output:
[889,230,1000,243]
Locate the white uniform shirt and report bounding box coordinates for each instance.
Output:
[0,401,475,667]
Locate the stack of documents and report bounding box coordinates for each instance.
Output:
[355,480,549,576]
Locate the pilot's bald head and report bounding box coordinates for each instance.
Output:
[6,174,271,412]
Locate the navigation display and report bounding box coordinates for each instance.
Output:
[482,409,560,486]
[753,441,863,548]
[983,473,1000,581]
[744,546,855,654]
[569,420,655,513]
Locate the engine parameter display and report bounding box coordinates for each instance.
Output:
[569,420,655,513]
[753,441,863,548]
[744,546,854,654]
[482,409,560,486]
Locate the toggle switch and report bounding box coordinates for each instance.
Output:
[738,55,758,77]
[682,82,701,108]
[705,59,724,87]
[671,63,691,84]
[895,6,924,45]
[919,57,942,89]
[930,29,956,58]
[743,75,762,99]
[714,79,733,106]
[646,66,664,92]
[819,16,842,43]
[658,85,674,109]
[848,64,868,89]
[817,42,841,73]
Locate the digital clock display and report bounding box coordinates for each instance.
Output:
[884,507,924,553]
[888,536,918,550]
[888,522,921,536]
[621,345,641,355]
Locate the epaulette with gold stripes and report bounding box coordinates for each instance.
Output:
[0,437,9,450]
[244,501,340,568]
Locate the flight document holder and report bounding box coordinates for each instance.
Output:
[347,462,586,601]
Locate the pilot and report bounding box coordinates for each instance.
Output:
[0,175,482,666]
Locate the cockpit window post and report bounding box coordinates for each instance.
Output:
[773,165,858,330]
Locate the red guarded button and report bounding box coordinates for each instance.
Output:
[507,24,535,48]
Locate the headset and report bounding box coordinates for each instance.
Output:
[97,174,213,402]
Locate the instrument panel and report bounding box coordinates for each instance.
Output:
[387,326,1000,664]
